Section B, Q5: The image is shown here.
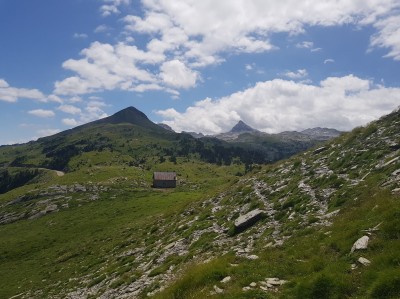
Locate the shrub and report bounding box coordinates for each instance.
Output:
[310,274,334,299]
[370,270,400,298]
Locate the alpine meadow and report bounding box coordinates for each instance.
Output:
[1,1,400,299]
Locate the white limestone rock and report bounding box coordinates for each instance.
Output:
[350,235,369,253]
[358,257,371,266]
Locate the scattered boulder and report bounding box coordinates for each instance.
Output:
[313,146,327,155]
[234,209,265,233]
[358,257,371,266]
[350,235,369,253]
[246,254,259,260]
[213,285,223,294]
[221,276,231,283]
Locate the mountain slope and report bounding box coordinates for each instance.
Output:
[152,108,399,298]
[0,108,398,298]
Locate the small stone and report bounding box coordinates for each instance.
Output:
[358,257,371,266]
[351,264,357,270]
[213,285,223,294]
[247,254,259,260]
[230,263,239,267]
[221,276,231,283]
[250,282,257,287]
[242,286,251,291]
[350,236,369,253]
[260,286,269,291]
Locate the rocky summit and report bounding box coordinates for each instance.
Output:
[0,108,399,299]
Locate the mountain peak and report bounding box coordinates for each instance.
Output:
[105,106,149,124]
[94,106,165,132]
[230,120,258,133]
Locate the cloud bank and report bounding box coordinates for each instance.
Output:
[54,0,400,96]
[157,75,400,134]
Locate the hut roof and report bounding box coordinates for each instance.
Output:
[153,172,176,181]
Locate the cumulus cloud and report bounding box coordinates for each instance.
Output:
[94,24,111,33]
[157,75,400,134]
[54,1,400,97]
[54,41,164,95]
[62,118,79,126]
[160,60,199,88]
[282,69,308,79]
[58,104,82,115]
[100,0,130,17]
[60,101,108,128]
[28,109,55,118]
[0,79,45,102]
[124,0,400,66]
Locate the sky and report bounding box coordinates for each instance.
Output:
[1,0,400,145]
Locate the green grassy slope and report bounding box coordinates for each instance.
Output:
[154,109,400,299]
[0,108,398,298]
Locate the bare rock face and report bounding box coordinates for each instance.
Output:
[234,209,265,233]
[350,235,369,253]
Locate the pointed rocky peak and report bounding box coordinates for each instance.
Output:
[230,120,258,133]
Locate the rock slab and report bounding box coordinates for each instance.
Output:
[234,209,265,232]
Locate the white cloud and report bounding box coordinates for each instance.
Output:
[160,59,199,88]
[311,47,322,52]
[62,118,79,126]
[58,104,82,115]
[282,69,308,79]
[370,15,400,60]
[0,79,45,102]
[54,1,400,97]
[73,33,88,39]
[124,0,400,67]
[157,75,400,134]
[28,109,55,118]
[68,96,83,103]
[94,24,111,33]
[47,94,64,103]
[296,41,314,49]
[100,0,130,17]
[54,41,164,95]
[324,58,335,64]
[60,101,109,128]
[245,64,253,71]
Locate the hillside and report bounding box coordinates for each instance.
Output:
[0,107,329,195]
[0,108,399,298]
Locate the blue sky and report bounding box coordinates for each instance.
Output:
[1,0,400,145]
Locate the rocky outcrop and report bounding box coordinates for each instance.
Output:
[234,209,265,233]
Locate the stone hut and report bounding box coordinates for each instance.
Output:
[153,172,177,188]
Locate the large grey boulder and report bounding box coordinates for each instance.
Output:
[234,209,265,233]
